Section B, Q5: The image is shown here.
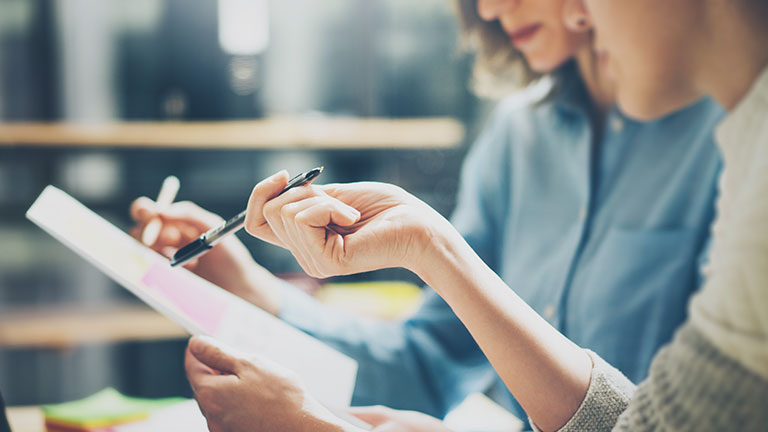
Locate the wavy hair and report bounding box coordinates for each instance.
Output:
[455,0,546,98]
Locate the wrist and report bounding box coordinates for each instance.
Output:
[406,216,468,292]
[239,264,283,316]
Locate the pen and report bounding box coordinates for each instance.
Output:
[142,175,181,246]
[170,166,324,267]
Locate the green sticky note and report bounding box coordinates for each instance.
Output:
[42,388,187,429]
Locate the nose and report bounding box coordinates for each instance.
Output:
[562,0,592,32]
[476,0,518,22]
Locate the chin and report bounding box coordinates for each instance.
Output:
[527,55,570,74]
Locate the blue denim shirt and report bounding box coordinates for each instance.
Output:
[280,67,724,424]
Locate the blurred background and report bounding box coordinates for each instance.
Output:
[0,0,490,406]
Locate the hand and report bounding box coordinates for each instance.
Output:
[243,171,454,279]
[129,198,282,315]
[347,406,453,432]
[185,336,362,432]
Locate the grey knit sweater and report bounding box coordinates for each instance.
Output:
[556,322,768,431]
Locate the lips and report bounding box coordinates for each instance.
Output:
[507,24,541,46]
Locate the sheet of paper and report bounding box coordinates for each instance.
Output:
[26,185,357,408]
[115,400,208,432]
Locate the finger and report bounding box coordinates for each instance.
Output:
[159,201,224,232]
[278,196,342,276]
[288,197,360,277]
[294,197,361,255]
[185,345,217,393]
[293,196,360,228]
[346,406,396,427]
[130,196,157,223]
[161,246,178,259]
[188,336,242,376]
[157,224,182,248]
[178,222,205,243]
[244,170,290,244]
[261,184,320,251]
[185,350,238,395]
[141,218,163,246]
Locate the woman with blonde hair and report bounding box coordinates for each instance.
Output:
[184,0,768,430]
[134,0,723,429]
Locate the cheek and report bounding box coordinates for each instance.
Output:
[526,27,583,72]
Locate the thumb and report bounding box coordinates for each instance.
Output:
[244,170,289,241]
[130,196,158,223]
[188,335,242,375]
[158,201,225,233]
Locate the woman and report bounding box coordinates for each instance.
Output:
[134,0,721,427]
[187,0,768,430]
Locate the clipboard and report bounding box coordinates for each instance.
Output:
[26,185,357,409]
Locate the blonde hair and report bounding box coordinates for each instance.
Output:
[455,0,546,98]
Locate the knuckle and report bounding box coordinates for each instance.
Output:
[262,199,278,216]
[280,203,296,219]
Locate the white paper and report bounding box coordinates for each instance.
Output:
[26,185,357,408]
[443,393,524,432]
[115,400,208,432]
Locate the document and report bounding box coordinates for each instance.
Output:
[26,185,357,408]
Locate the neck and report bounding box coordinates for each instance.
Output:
[697,2,768,109]
[574,42,615,118]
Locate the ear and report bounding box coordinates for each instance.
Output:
[563,0,592,32]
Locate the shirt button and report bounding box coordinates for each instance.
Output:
[543,304,556,320]
[578,207,587,222]
[611,117,625,133]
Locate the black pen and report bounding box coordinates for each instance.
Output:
[170,167,324,267]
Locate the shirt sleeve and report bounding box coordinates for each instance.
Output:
[554,322,768,432]
[280,284,497,417]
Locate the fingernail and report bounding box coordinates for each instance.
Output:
[264,170,288,183]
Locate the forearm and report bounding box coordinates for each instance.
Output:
[280,285,477,417]
[412,226,592,431]
[235,261,285,316]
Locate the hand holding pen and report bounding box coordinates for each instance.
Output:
[129,176,287,314]
[169,167,324,266]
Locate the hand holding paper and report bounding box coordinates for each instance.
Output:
[186,336,365,432]
[26,186,357,409]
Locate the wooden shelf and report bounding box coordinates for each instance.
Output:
[0,116,464,149]
[0,304,187,349]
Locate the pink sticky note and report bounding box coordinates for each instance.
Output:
[141,263,229,334]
